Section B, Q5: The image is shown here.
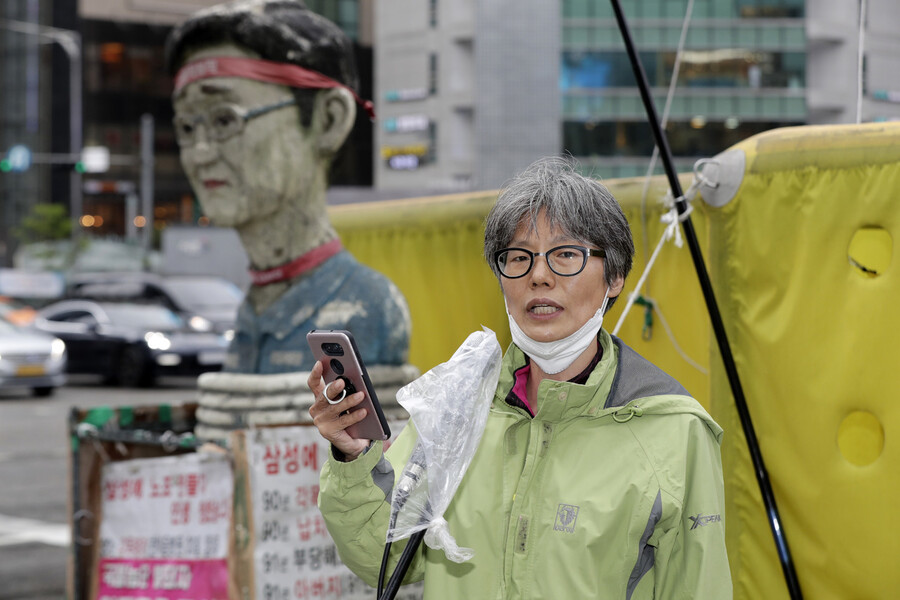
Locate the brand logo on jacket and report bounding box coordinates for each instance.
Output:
[554,504,579,533]
[689,512,721,530]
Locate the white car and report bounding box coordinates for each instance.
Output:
[0,317,66,396]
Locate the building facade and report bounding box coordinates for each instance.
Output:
[375,0,561,192]
[0,1,77,266]
[0,0,374,264]
[376,0,900,188]
[3,0,899,263]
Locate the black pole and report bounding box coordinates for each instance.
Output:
[378,530,426,600]
[607,2,803,598]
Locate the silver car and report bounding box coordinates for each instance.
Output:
[0,317,66,396]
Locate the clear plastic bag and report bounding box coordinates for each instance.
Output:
[385,327,502,563]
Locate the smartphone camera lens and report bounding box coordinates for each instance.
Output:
[337,376,357,395]
[330,358,344,375]
[322,343,344,356]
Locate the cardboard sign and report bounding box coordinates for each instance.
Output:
[228,423,422,600]
[97,453,233,600]
[241,426,365,600]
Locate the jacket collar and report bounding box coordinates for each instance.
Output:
[493,329,723,440]
[494,329,618,422]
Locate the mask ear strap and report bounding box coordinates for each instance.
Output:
[599,284,612,314]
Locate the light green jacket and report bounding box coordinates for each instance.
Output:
[319,330,732,599]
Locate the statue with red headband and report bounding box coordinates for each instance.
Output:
[165,0,411,377]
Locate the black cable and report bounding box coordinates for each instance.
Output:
[378,530,426,600]
[607,1,803,598]
[378,449,427,599]
[377,541,392,598]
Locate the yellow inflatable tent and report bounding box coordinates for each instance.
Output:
[330,121,900,599]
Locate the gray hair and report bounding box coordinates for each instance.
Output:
[483,156,634,307]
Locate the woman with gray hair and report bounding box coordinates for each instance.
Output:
[310,157,732,598]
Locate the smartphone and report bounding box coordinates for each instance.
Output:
[306,329,391,441]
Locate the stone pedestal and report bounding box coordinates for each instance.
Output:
[195,364,419,442]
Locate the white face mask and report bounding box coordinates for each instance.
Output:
[506,289,611,375]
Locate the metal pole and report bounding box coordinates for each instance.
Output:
[607,2,803,598]
[140,114,154,253]
[0,20,82,239]
[126,191,138,242]
[66,35,83,241]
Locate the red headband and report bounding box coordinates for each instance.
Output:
[174,56,376,120]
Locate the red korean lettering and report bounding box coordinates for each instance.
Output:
[301,444,319,471]
[326,575,341,595]
[283,442,300,474]
[200,499,228,524]
[313,514,328,539]
[264,445,281,475]
[297,517,312,542]
[310,577,324,597]
[186,473,199,497]
[104,480,116,501]
[170,501,191,525]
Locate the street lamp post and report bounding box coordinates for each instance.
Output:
[0,19,82,239]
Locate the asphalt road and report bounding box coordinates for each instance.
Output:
[0,375,201,600]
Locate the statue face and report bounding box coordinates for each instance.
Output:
[172,44,322,229]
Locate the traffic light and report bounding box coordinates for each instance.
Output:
[2,144,32,172]
[74,161,86,173]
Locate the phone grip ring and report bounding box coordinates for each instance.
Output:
[324,380,347,405]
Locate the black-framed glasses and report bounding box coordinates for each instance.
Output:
[173,97,297,147]
[494,245,605,279]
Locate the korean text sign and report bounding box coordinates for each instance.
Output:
[98,452,233,600]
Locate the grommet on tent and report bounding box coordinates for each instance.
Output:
[695,149,746,208]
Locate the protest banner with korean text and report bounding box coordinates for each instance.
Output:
[96,452,233,600]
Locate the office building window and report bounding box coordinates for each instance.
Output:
[563,119,803,159]
[563,0,803,20]
[428,122,438,163]
[429,53,439,95]
[305,0,359,39]
[561,50,804,90]
[737,0,804,18]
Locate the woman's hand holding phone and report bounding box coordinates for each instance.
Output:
[308,360,372,461]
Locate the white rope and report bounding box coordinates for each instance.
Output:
[613,162,715,375]
[611,224,670,337]
[616,0,706,375]
[856,0,868,124]
[639,0,696,280]
[646,297,708,374]
[613,178,699,338]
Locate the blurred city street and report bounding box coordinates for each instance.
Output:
[0,375,200,600]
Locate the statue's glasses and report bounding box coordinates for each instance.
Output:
[173,97,298,147]
[494,245,606,279]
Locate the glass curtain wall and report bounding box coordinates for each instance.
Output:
[561,0,806,179]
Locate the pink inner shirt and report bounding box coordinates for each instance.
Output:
[507,341,603,417]
[511,363,533,414]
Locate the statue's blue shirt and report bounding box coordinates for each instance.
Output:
[226,250,411,373]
